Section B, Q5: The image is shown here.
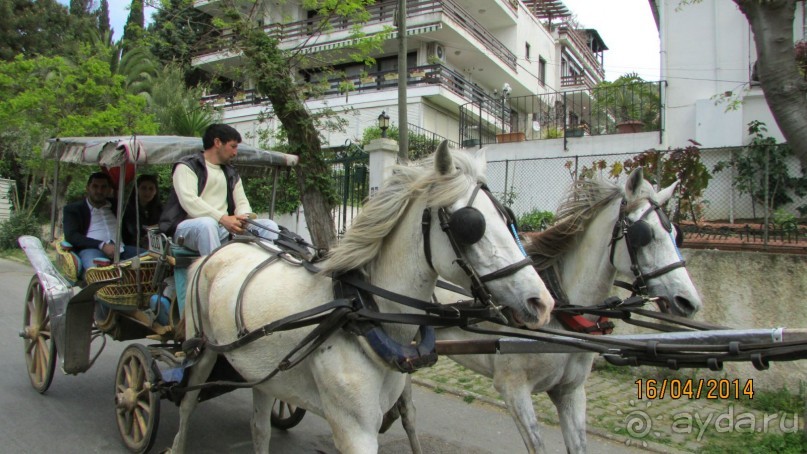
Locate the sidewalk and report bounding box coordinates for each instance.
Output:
[412,357,799,453]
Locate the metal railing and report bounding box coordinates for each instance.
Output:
[195,0,517,70]
[459,80,663,148]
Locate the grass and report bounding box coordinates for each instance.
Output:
[0,247,29,263]
[701,431,807,454]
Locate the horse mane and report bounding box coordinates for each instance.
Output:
[321,150,485,275]
[522,178,623,270]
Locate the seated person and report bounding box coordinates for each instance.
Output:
[63,172,144,270]
[159,123,278,255]
[122,174,163,248]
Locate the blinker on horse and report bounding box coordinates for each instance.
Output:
[166,141,553,454]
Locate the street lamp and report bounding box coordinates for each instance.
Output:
[378,111,390,138]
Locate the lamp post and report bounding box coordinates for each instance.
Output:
[378,111,390,138]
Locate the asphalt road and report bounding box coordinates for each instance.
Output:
[0,257,649,453]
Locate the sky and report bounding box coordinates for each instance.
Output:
[56,1,658,82]
[561,0,661,81]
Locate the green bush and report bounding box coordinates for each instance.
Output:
[518,209,555,232]
[0,212,41,250]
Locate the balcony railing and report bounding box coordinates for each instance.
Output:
[459,80,663,147]
[200,63,502,114]
[194,0,516,71]
[558,24,605,80]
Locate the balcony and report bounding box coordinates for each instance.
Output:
[200,63,503,115]
[459,80,663,146]
[193,0,518,74]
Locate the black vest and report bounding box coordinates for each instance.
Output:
[159,152,240,236]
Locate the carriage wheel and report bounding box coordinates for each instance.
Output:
[21,276,56,393]
[270,399,306,430]
[115,344,161,454]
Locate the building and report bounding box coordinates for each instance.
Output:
[192,0,608,149]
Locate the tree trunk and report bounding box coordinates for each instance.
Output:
[239,26,337,250]
[734,0,807,169]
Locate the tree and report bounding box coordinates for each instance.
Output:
[148,0,214,86]
[733,0,807,170]
[0,0,75,60]
[97,0,111,41]
[122,0,145,51]
[0,52,159,225]
[210,1,386,249]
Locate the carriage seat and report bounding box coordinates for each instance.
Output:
[54,239,82,285]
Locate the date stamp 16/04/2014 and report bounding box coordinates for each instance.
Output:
[635,378,754,400]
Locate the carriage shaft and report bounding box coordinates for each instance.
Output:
[435,328,807,355]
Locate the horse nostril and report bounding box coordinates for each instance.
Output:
[526,296,549,315]
[674,296,698,316]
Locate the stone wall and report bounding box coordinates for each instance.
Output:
[614,249,807,392]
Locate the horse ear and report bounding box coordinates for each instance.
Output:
[625,167,645,196]
[434,140,453,175]
[657,180,679,204]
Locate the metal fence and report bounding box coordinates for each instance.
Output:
[486,146,806,243]
[460,80,663,148]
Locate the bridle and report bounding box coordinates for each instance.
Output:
[421,182,533,318]
[609,198,687,298]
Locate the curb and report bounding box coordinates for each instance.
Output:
[411,376,689,454]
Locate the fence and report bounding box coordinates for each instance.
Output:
[486,146,806,249]
[460,80,663,148]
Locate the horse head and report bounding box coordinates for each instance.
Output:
[611,167,702,317]
[424,142,554,329]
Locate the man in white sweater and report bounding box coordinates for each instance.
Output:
[158,124,278,254]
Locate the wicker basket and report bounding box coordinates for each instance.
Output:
[85,257,162,309]
[53,240,81,284]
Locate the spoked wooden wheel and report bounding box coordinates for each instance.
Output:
[270,399,306,430]
[21,276,56,393]
[115,344,161,454]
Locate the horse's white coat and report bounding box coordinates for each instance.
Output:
[167,143,554,454]
[398,168,703,454]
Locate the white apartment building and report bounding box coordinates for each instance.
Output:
[192,0,608,149]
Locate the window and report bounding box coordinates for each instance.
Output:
[538,57,547,85]
[525,43,531,60]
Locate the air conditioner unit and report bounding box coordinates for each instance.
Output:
[426,42,446,63]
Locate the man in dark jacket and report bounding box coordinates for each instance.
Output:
[63,172,142,270]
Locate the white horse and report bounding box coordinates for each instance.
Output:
[391,167,703,453]
[167,142,554,453]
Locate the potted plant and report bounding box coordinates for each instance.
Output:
[592,73,660,134]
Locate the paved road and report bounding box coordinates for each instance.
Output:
[0,257,650,453]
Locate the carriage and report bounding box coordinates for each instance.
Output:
[17,135,306,452]
[16,136,807,454]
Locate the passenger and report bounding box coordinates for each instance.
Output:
[63,172,144,270]
[122,174,162,247]
[158,123,278,255]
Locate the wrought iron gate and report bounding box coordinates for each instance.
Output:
[331,141,369,236]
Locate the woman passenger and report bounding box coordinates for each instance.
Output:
[122,174,162,247]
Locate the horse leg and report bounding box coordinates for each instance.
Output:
[547,385,587,454]
[250,385,274,452]
[393,377,422,454]
[168,349,218,454]
[495,377,546,454]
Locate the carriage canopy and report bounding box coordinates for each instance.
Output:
[43,135,299,168]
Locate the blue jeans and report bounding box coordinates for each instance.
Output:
[174,217,279,255]
[78,244,143,271]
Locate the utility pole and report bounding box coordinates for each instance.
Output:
[397,0,409,163]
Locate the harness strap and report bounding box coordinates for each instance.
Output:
[206,298,355,353]
[479,257,534,282]
[235,255,281,336]
[421,209,434,271]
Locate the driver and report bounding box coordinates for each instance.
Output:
[62,172,144,270]
[158,124,278,255]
